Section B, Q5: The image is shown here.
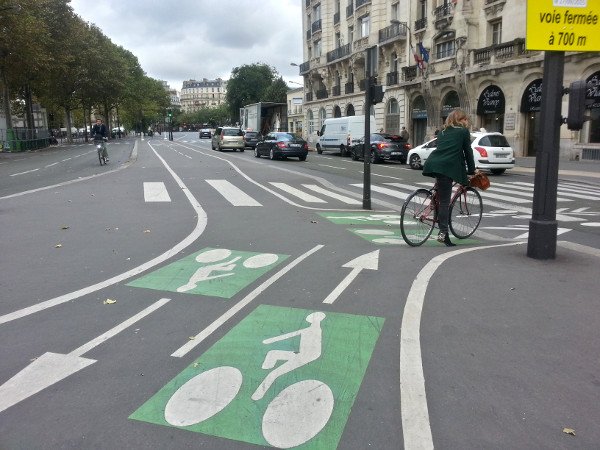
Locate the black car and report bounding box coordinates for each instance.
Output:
[199,129,211,139]
[350,133,411,164]
[243,130,262,148]
[254,132,308,161]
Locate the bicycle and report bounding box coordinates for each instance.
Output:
[400,181,483,246]
[95,139,107,165]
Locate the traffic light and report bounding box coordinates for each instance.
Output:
[370,84,385,104]
[566,80,587,131]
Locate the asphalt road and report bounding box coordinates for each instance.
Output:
[1,133,599,449]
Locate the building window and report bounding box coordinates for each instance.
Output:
[491,20,502,45]
[360,15,370,38]
[436,39,455,59]
[391,2,399,21]
[419,0,427,20]
[348,26,354,46]
[315,39,322,57]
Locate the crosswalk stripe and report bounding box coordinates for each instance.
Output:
[507,181,600,200]
[144,182,171,202]
[206,180,262,206]
[302,184,361,204]
[269,182,327,203]
[351,183,409,200]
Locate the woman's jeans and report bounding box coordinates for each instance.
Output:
[436,174,453,234]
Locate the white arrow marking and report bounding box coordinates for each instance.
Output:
[0,298,170,414]
[323,250,379,304]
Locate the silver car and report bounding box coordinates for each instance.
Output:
[211,127,245,151]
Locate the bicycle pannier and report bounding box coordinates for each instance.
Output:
[469,173,490,190]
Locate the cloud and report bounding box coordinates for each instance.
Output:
[70,0,304,90]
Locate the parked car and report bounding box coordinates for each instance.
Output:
[243,130,262,148]
[211,126,245,151]
[407,130,515,174]
[254,132,308,161]
[350,133,411,164]
[199,129,211,139]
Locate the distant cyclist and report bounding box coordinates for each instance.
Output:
[91,118,109,162]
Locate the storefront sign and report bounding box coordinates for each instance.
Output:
[477,85,505,115]
[520,79,543,112]
[504,113,516,130]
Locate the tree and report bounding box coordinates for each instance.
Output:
[225,63,276,118]
[261,76,288,103]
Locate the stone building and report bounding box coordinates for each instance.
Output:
[287,87,305,137]
[298,0,600,160]
[180,78,227,113]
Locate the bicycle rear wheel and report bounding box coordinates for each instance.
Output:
[98,149,104,165]
[449,186,482,239]
[400,189,435,246]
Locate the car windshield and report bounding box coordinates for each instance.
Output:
[276,133,302,141]
[478,135,511,147]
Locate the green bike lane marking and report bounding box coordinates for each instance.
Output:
[317,212,479,246]
[127,248,289,298]
[130,304,384,449]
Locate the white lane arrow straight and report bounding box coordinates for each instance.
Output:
[322,250,379,304]
[0,298,170,414]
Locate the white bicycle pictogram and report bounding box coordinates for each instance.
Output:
[164,312,334,448]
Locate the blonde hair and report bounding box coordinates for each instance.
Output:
[443,109,468,129]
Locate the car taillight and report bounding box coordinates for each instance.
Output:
[277,142,287,149]
[406,144,411,149]
[347,134,351,146]
[377,143,389,149]
[303,143,308,149]
[474,146,488,157]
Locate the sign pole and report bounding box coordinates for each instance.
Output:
[363,46,377,210]
[527,51,564,260]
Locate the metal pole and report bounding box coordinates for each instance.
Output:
[363,48,376,210]
[527,51,564,260]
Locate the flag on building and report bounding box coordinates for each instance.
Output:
[411,44,424,70]
[418,42,430,63]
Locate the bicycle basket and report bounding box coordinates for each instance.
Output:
[469,173,490,190]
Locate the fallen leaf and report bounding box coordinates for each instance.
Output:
[189,336,195,340]
[55,244,62,248]
[563,428,576,436]
[144,229,151,233]
[61,226,70,230]
[194,362,200,367]
[311,220,318,224]
[103,299,117,305]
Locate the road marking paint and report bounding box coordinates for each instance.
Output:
[206,179,262,206]
[269,182,327,203]
[400,242,524,450]
[323,250,379,304]
[171,244,324,357]
[302,184,361,204]
[0,142,207,324]
[10,168,39,176]
[143,182,171,202]
[351,183,409,200]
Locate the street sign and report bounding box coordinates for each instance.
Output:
[526,0,600,51]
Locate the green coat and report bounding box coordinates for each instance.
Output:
[422,125,476,186]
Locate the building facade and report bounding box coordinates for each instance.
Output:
[298,0,600,160]
[180,78,227,113]
[287,87,305,137]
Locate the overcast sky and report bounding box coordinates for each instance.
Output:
[70,0,305,92]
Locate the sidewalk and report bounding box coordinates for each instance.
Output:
[513,156,600,180]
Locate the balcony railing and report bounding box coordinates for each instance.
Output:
[332,85,341,96]
[311,19,322,33]
[402,66,418,81]
[305,92,313,102]
[379,22,408,43]
[316,89,329,99]
[299,61,310,74]
[386,71,399,86]
[356,0,370,8]
[414,17,427,31]
[345,82,355,94]
[433,4,453,19]
[472,38,534,65]
[327,43,352,63]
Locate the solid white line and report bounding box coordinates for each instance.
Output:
[302,184,362,204]
[270,182,327,203]
[0,143,207,325]
[206,179,262,206]
[400,242,524,450]
[322,268,360,304]
[351,183,409,200]
[70,298,171,357]
[143,182,171,202]
[171,244,324,358]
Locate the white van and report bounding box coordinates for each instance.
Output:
[316,115,376,156]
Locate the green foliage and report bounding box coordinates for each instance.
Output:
[261,77,289,103]
[225,63,277,118]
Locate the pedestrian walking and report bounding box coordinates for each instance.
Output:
[422,109,479,246]
[400,126,409,142]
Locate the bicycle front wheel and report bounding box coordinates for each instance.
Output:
[98,149,104,165]
[449,186,482,239]
[400,189,435,246]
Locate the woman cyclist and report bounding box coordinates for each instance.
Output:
[422,109,479,246]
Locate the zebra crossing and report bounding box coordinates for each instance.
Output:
[147,178,600,221]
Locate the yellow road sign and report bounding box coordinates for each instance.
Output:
[527,0,600,51]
